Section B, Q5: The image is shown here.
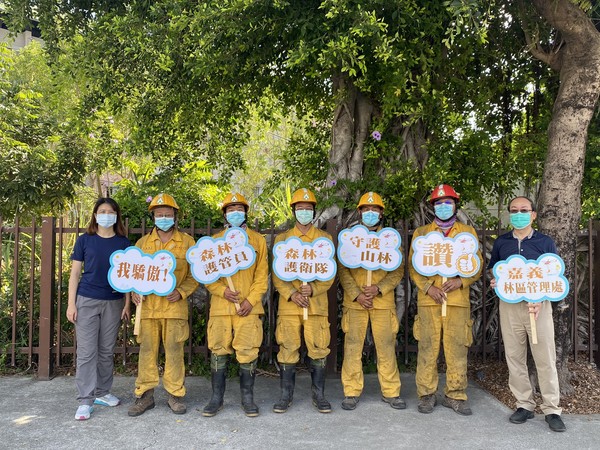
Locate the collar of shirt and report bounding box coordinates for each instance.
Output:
[511,228,535,242]
[293,224,317,239]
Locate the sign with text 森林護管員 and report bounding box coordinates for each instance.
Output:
[108,246,177,296]
[272,237,337,282]
[337,225,402,271]
[186,228,256,284]
[411,231,480,278]
[492,253,569,304]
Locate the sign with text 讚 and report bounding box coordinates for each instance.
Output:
[186,228,256,284]
[272,237,336,282]
[411,231,480,278]
[337,225,402,271]
[492,253,569,303]
[108,247,177,296]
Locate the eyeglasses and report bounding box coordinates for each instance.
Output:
[509,209,532,214]
[154,214,175,219]
[434,200,454,206]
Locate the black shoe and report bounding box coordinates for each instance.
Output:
[545,414,566,432]
[509,407,534,424]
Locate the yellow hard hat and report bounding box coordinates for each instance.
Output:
[221,192,249,211]
[148,193,179,211]
[357,192,385,210]
[290,188,317,206]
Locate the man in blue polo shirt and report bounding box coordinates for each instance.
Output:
[488,196,565,432]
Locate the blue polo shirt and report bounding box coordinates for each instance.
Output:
[487,229,557,269]
[71,233,131,300]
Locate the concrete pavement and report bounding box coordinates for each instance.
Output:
[1,373,598,449]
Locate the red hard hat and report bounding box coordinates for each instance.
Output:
[428,184,460,203]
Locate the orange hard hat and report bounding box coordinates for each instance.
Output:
[148,193,179,211]
[290,188,317,206]
[221,192,249,212]
[428,184,460,203]
[357,192,385,210]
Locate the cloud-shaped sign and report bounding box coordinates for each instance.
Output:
[108,246,176,296]
[337,225,402,271]
[273,237,337,282]
[187,228,256,284]
[492,253,569,303]
[411,231,480,278]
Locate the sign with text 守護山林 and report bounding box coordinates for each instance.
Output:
[272,237,336,282]
[186,228,256,284]
[411,231,480,278]
[492,253,569,303]
[108,246,177,296]
[337,225,402,271]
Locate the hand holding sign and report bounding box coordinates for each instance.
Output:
[411,231,481,316]
[108,247,177,335]
[273,237,336,320]
[493,253,569,344]
[187,228,257,311]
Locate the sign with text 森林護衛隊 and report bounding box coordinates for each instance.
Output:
[186,228,256,284]
[492,253,569,303]
[411,231,480,278]
[108,246,176,296]
[337,225,402,271]
[272,236,336,282]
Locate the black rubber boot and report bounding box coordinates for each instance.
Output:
[202,368,227,417]
[273,364,296,413]
[240,365,259,417]
[310,359,332,413]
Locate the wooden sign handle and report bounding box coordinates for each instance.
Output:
[227,276,241,311]
[366,270,372,287]
[530,308,538,345]
[441,277,447,317]
[302,281,308,321]
[133,296,143,336]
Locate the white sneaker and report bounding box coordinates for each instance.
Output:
[94,393,120,407]
[75,405,93,420]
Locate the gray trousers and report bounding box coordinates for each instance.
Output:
[75,295,123,405]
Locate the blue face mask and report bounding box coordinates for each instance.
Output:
[510,212,531,230]
[155,217,175,231]
[96,213,117,229]
[226,211,246,227]
[362,211,380,227]
[295,210,314,226]
[434,203,454,221]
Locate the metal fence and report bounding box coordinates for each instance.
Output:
[1,216,599,379]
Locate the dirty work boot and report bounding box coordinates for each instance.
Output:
[128,389,155,417]
[341,396,359,410]
[168,394,187,415]
[382,396,406,410]
[442,396,472,416]
[240,363,259,417]
[203,368,227,417]
[273,364,296,413]
[417,394,437,414]
[310,359,332,413]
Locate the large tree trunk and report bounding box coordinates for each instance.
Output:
[318,74,373,226]
[527,0,600,394]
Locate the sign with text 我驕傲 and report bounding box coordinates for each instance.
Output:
[411,231,480,278]
[108,246,177,296]
[186,228,256,284]
[492,253,569,303]
[337,225,402,271]
[272,236,336,282]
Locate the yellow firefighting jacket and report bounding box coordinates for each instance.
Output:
[273,225,335,317]
[136,228,199,320]
[408,221,482,308]
[205,227,268,316]
[338,225,404,310]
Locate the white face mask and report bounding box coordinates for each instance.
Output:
[295,210,314,225]
[96,213,117,228]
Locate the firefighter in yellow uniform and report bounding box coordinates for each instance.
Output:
[128,193,199,417]
[272,188,335,414]
[202,193,268,418]
[339,192,405,411]
[408,184,482,416]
